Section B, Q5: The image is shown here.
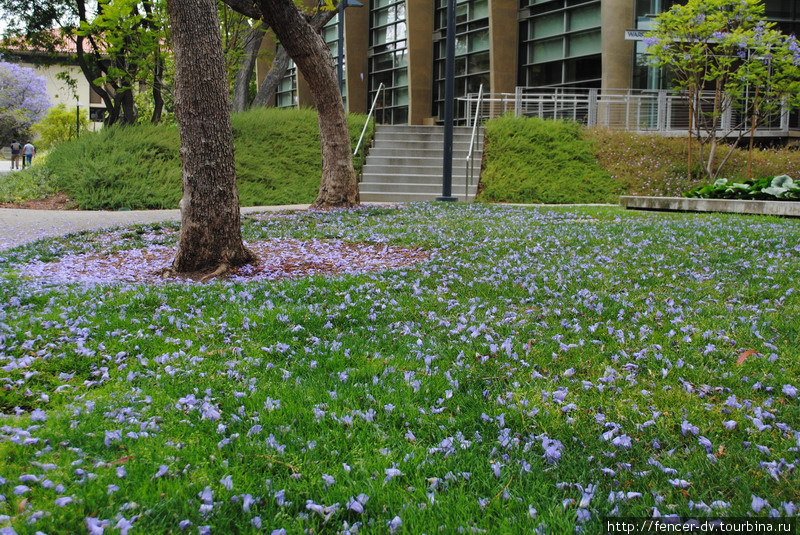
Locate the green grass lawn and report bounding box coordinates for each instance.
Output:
[0,203,798,534]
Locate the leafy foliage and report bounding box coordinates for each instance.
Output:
[32,104,90,151]
[686,175,800,200]
[39,107,372,210]
[645,0,800,180]
[0,61,50,145]
[478,116,623,204]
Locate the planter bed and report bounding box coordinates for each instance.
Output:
[620,195,800,218]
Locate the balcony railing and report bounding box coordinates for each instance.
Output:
[461,87,797,137]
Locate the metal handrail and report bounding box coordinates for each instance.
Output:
[353,83,385,157]
[465,84,484,202]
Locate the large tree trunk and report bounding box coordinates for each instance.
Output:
[167,0,255,274]
[256,0,358,209]
[251,44,290,108]
[232,21,265,112]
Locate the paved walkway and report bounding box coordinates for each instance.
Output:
[0,205,311,251]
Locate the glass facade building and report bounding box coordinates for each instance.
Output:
[432,0,490,121]
[518,0,602,87]
[254,0,800,128]
[369,0,409,124]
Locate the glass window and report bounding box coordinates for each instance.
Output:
[568,4,599,31]
[533,12,563,39]
[469,29,490,52]
[533,36,564,63]
[567,29,600,57]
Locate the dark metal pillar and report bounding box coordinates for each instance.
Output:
[437,0,457,202]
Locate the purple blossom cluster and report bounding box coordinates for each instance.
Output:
[0,62,50,132]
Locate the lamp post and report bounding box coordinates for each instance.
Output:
[337,0,363,100]
[437,0,457,202]
[76,102,81,139]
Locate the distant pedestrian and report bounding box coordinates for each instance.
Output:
[22,141,35,168]
[9,140,21,170]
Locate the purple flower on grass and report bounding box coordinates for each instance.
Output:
[752,495,770,513]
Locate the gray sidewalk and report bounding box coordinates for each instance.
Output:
[0,205,311,251]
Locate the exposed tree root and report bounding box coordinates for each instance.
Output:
[200,262,231,283]
[155,266,178,278]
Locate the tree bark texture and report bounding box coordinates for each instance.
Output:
[251,44,289,108]
[255,0,358,208]
[167,0,255,273]
[232,21,265,112]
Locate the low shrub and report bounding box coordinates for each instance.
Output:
[41,107,372,210]
[0,165,57,204]
[478,116,623,204]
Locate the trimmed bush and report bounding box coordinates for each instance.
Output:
[478,116,622,204]
[42,107,372,210]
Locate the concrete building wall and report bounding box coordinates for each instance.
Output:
[406,0,435,124]
[344,5,369,114]
[601,0,635,91]
[488,0,517,96]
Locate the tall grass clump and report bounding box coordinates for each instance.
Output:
[478,115,623,204]
[586,128,800,196]
[43,107,373,210]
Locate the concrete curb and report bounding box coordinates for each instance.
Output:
[620,196,800,218]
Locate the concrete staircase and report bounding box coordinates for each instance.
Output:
[359,125,482,203]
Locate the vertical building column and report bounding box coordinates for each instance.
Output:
[488,0,517,97]
[345,5,370,114]
[406,0,434,125]
[601,0,634,91]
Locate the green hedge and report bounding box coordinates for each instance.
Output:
[43,107,372,210]
[478,115,623,204]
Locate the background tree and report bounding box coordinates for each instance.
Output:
[646,0,800,180]
[166,0,254,277]
[222,0,358,208]
[32,103,89,149]
[0,61,50,145]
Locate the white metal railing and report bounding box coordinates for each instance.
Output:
[353,83,385,158]
[465,84,484,202]
[460,87,793,137]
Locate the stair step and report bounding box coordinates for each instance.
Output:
[360,191,475,202]
[365,155,481,167]
[367,148,475,158]
[360,182,478,194]
[363,169,471,179]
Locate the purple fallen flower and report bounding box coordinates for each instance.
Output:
[220,475,233,491]
[681,420,699,436]
[85,517,106,535]
[270,529,286,535]
[612,435,632,449]
[384,467,403,484]
[154,465,169,478]
[387,516,402,534]
[723,420,737,430]
[115,516,134,535]
[783,385,798,398]
[55,496,74,507]
[668,479,691,489]
[30,409,46,422]
[13,485,30,495]
[179,520,192,530]
[752,495,770,513]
